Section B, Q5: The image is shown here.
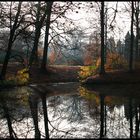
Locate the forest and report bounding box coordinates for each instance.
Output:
[0,1,140,139]
[0,1,139,86]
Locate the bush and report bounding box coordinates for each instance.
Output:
[78,65,96,82]
[16,68,29,85]
[6,68,29,86]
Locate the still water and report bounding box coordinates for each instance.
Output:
[0,82,140,139]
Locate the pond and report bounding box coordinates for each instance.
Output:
[0,82,140,139]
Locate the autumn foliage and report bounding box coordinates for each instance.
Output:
[78,66,96,82]
[6,68,29,85]
[96,52,128,71]
[105,52,127,70]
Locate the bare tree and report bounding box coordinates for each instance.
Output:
[134,1,140,60]
[41,2,53,70]
[129,1,134,72]
[100,1,105,75]
[0,2,22,80]
[28,1,48,68]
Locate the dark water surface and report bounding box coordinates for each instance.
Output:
[0,82,140,139]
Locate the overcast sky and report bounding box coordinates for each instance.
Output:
[66,2,131,42]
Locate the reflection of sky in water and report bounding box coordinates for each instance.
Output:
[47,95,130,139]
[0,84,139,138]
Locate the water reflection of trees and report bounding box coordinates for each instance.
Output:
[0,85,140,139]
[0,86,82,139]
[0,87,35,138]
[12,85,140,139]
[79,86,140,139]
[47,94,85,138]
[124,97,140,138]
[1,98,16,138]
[0,87,50,139]
[48,95,83,123]
[28,94,41,138]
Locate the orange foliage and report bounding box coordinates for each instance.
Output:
[49,50,56,65]
[84,54,94,65]
[83,43,100,66]
[105,52,127,70]
[38,48,43,57]
[95,52,127,71]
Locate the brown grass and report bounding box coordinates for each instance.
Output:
[1,64,140,85]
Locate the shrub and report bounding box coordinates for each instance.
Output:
[6,68,29,86]
[78,65,96,82]
[16,68,29,85]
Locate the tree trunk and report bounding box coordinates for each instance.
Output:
[100,1,105,75]
[129,1,134,72]
[41,2,53,70]
[29,2,49,69]
[135,17,139,61]
[29,26,41,67]
[135,2,139,61]
[28,2,41,67]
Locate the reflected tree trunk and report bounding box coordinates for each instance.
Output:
[41,95,49,138]
[28,95,40,139]
[138,105,140,135]
[129,97,133,138]
[2,102,16,138]
[100,94,105,138]
[135,102,138,138]
[104,104,107,136]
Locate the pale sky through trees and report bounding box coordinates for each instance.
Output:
[66,1,131,42]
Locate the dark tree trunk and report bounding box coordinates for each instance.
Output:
[29,2,49,68]
[29,25,41,67]
[129,1,134,72]
[41,2,53,70]
[100,1,105,75]
[29,2,41,67]
[134,2,139,60]
[135,17,139,60]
